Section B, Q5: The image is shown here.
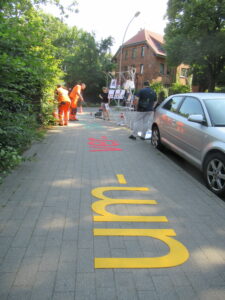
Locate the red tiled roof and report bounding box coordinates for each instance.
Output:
[123,29,165,57]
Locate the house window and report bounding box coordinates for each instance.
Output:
[132,48,137,59]
[140,64,144,74]
[141,46,145,57]
[160,63,164,75]
[130,65,136,72]
[181,68,189,77]
[124,50,128,60]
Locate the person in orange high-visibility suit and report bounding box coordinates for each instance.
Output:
[56,85,71,126]
[69,83,86,121]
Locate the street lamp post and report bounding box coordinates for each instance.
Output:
[118,11,140,89]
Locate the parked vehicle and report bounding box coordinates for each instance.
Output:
[151,93,225,196]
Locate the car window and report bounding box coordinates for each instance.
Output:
[204,98,225,126]
[162,96,183,112]
[178,97,204,118]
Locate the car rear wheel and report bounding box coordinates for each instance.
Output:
[151,125,163,149]
[203,152,225,196]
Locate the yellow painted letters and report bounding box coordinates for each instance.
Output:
[94,228,189,268]
[92,175,189,269]
[91,187,168,222]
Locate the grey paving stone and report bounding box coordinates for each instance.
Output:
[78,229,94,249]
[0,207,15,222]
[124,239,144,257]
[11,228,33,248]
[9,207,29,220]
[7,287,32,300]
[94,236,111,257]
[96,287,117,300]
[13,256,41,287]
[0,272,17,300]
[110,247,127,258]
[185,272,209,291]
[24,236,46,258]
[0,236,13,258]
[30,271,56,300]
[63,222,79,241]
[45,231,64,249]
[38,248,60,272]
[175,286,199,300]
[196,287,225,300]
[76,248,94,272]
[132,270,155,291]
[52,291,75,300]
[75,272,96,299]
[95,269,115,288]
[152,275,180,300]
[108,236,126,249]
[137,290,159,300]
[203,270,225,287]
[169,270,190,287]
[54,261,76,292]
[0,219,23,237]
[0,247,26,272]
[114,272,138,300]
[59,240,77,263]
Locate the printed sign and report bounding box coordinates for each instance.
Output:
[109,79,117,89]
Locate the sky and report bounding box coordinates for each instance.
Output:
[42,0,168,54]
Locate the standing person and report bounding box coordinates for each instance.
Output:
[99,87,110,121]
[69,82,86,121]
[76,80,84,114]
[56,85,71,126]
[129,81,157,140]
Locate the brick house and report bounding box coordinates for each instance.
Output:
[114,29,190,90]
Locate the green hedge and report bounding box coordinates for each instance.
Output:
[168,83,191,95]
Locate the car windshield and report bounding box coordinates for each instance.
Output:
[204,98,225,126]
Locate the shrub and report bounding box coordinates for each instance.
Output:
[0,110,44,179]
[215,86,225,93]
[169,83,191,95]
[150,82,168,103]
[0,145,22,173]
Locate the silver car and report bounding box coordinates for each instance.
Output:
[151,93,225,196]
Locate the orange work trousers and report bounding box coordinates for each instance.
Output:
[70,106,78,120]
[58,102,70,125]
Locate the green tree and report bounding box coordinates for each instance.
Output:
[0,0,115,175]
[164,0,225,91]
[63,31,115,100]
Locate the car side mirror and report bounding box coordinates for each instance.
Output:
[188,114,205,124]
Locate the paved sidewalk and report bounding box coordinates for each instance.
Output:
[0,108,225,300]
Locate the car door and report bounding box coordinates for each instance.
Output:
[159,96,184,145]
[174,96,206,163]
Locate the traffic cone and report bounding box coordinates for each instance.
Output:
[118,112,125,126]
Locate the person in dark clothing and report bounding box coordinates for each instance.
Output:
[129,81,157,140]
[99,87,110,120]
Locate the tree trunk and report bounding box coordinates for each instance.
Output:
[208,76,216,92]
[206,61,216,92]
